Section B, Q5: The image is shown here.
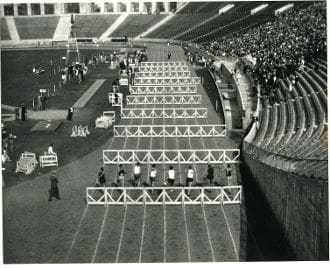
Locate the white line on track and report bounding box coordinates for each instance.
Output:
[138,205,147,262]
[202,206,216,262]
[64,137,115,262]
[220,204,239,261]
[163,205,167,262]
[91,206,109,262]
[138,93,157,262]
[182,205,191,262]
[115,206,128,262]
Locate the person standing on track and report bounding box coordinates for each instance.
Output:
[186,165,194,195]
[149,164,157,193]
[206,164,214,186]
[133,162,141,187]
[117,164,126,187]
[48,170,60,201]
[165,166,175,190]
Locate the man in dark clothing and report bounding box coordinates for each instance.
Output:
[206,164,214,186]
[67,107,74,121]
[21,105,26,121]
[48,171,60,201]
[98,166,106,186]
[167,52,171,60]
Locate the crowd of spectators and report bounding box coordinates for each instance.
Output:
[204,2,326,96]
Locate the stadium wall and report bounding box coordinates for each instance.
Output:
[242,145,329,260]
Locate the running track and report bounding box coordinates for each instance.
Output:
[64,44,241,263]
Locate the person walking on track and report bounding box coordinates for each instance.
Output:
[117,164,126,187]
[165,166,175,190]
[133,162,141,187]
[149,164,157,193]
[186,165,194,195]
[48,170,60,201]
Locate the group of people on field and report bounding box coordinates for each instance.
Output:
[96,162,233,194]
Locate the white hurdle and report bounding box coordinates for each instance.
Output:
[139,66,189,72]
[121,107,207,119]
[134,77,201,86]
[130,85,197,94]
[86,186,242,206]
[126,95,202,105]
[39,153,58,168]
[113,125,226,137]
[103,149,240,164]
[135,71,191,78]
[139,61,187,67]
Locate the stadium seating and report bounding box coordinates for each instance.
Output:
[14,16,59,39]
[177,2,268,42]
[177,2,225,14]
[74,14,120,38]
[110,14,166,38]
[146,13,214,39]
[1,18,11,40]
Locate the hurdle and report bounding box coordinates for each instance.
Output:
[113,125,226,137]
[139,66,189,72]
[139,61,187,67]
[121,107,207,119]
[126,95,202,105]
[103,149,240,164]
[134,77,201,86]
[15,152,38,175]
[135,71,191,78]
[86,186,242,206]
[130,85,197,94]
[39,153,58,168]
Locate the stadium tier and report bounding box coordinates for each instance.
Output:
[177,1,227,14]
[74,14,120,38]
[110,14,166,38]
[1,18,11,40]
[14,16,59,39]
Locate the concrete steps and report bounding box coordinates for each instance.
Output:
[53,15,71,41]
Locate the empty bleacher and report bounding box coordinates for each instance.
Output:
[74,14,120,38]
[14,16,59,39]
[177,1,227,14]
[1,18,11,40]
[110,14,166,38]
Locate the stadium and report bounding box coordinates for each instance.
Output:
[1,0,328,263]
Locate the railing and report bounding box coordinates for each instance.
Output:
[113,124,226,137]
[121,107,208,119]
[86,186,242,206]
[126,95,202,105]
[103,149,240,164]
[130,85,197,94]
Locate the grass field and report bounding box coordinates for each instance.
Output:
[3,44,241,263]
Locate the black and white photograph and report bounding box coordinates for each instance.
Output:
[0,0,328,264]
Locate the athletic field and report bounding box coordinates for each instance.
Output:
[3,44,241,263]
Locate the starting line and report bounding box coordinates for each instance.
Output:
[103,149,240,164]
[139,66,189,72]
[134,77,201,86]
[135,71,191,78]
[126,95,202,105]
[121,108,207,119]
[113,125,226,137]
[86,186,242,206]
[130,85,197,94]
